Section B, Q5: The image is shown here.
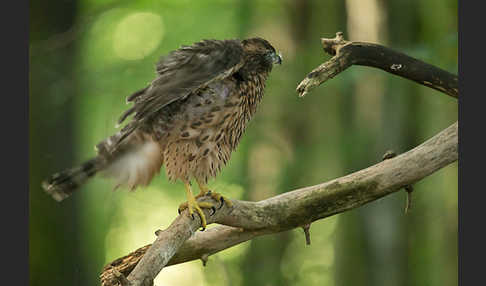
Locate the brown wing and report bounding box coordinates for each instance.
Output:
[115,39,245,143]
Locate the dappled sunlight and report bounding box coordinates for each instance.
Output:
[84,8,128,67]
[155,261,206,286]
[113,12,164,60]
[104,186,180,264]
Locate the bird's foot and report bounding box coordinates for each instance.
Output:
[178,200,216,230]
[178,199,215,230]
[179,181,216,231]
[197,190,233,209]
[179,180,234,230]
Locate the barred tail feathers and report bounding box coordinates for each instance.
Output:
[42,158,103,202]
[42,133,164,202]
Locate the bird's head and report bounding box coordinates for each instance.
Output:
[241,37,282,73]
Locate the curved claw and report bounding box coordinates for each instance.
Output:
[209,206,216,216]
[218,197,225,209]
[200,226,206,231]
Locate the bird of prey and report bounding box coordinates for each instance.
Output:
[42,37,282,229]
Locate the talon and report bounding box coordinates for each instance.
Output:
[210,206,216,216]
[200,226,206,231]
[180,182,211,229]
[178,208,181,215]
[218,197,225,209]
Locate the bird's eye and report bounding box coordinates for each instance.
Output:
[266,51,282,65]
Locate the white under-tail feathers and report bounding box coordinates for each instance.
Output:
[42,136,164,202]
[102,139,163,191]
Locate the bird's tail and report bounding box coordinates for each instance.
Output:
[42,157,105,202]
[42,131,164,202]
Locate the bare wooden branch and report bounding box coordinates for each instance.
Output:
[101,121,458,285]
[296,32,458,98]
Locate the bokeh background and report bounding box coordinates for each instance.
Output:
[29,0,458,285]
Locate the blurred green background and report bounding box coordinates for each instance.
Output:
[29,0,457,285]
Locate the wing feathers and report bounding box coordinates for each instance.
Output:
[115,39,244,145]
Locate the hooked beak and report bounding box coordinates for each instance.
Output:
[272,51,282,65]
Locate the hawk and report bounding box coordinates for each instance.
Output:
[42,37,282,229]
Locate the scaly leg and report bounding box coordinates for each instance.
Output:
[178,181,214,230]
[196,179,233,209]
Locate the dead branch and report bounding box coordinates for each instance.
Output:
[100,32,458,286]
[101,122,457,286]
[296,32,458,98]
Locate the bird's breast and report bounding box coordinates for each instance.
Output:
[157,75,266,182]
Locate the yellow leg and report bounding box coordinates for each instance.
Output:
[178,181,213,230]
[196,179,233,208]
[195,180,209,197]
